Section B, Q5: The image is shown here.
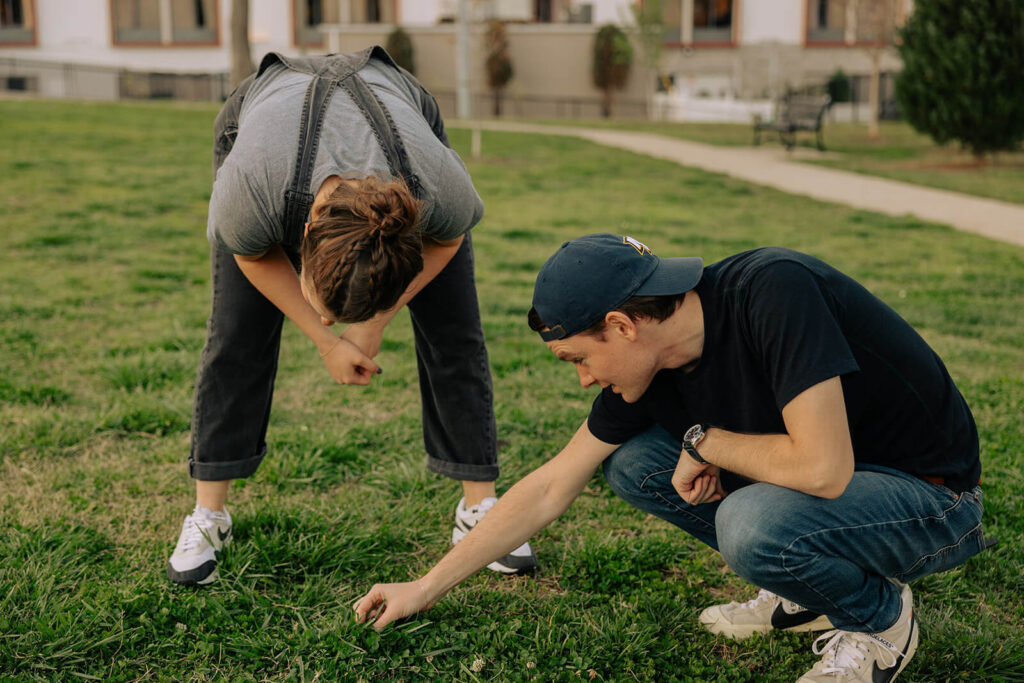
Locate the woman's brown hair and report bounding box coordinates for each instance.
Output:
[301,176,423,323]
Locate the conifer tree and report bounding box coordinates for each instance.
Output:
[385,27,416,76]
[895,0,1024,159]
[592,24,632,118]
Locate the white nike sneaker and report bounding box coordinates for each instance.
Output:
[166,505,232,586]
[452,497,538,575]
[699,588,835,639]
[797,583,918,682]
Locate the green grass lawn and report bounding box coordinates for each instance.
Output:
[2,98,1023,682]
[543,117,1024,206]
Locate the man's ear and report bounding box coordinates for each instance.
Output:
[605,311,637,340]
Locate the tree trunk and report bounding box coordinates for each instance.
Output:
[230,0,255,88]
[492,90,503,117]
[867,49,881,140]
[601,88,612,118]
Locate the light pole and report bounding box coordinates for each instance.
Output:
[455,0,472,119]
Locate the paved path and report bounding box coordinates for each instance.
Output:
[451,120,1024,248]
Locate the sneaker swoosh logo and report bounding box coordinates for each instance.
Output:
[871,612,916,683]
[770,603,823,630]
[218,528,230,543]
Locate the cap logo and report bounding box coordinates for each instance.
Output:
[623,235,652,255]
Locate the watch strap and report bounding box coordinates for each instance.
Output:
[682,440,708,464]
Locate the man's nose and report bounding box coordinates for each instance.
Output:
[576,365,596,388]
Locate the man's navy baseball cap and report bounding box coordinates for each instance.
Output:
[531,233,703,342]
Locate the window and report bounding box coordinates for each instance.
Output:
[808,0,846,42]
[0,0,35,45]
[295,1,393,47]
[693,0,732,43]
[661,0,734,46]
[535,0,552,22]
[662,0,682,42]
[807,0,904,44]
[534,0,572,22]
[112,0,217,45]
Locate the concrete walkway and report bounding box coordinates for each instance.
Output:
[452,120,1024,248]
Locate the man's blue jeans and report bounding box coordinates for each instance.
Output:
[602,426,986,633]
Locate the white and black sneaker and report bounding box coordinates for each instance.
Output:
[452,496,538,575]
[797,582,918,682]
[699,588,835,639]
[166,504,232,586]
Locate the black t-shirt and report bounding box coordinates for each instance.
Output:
[588,247,981,492]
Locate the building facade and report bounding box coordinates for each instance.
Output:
[1,0,906,119]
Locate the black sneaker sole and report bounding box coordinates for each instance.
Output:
[488,552,539,575]
[167,559,219,586]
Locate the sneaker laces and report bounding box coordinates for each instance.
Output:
[812,629,899,674]
[736,588,776,609]
[458,497,497,526]
[176,507,220,553]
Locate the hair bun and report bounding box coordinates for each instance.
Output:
[302,175,425,324]
[367,185,416,238]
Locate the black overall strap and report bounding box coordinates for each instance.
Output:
[340,75,423,199]
[280,46,422,244]
[283,74,337,242]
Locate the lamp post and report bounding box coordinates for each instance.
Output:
[455,0,472,119]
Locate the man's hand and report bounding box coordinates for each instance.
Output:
[320,337,381,385]
[342,322,385,360]
[672,453,726,505]
[353,580,436,632]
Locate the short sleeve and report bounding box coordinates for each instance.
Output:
[420,151,484,242]
[587,388,656,445]
[743,261,860,410]
[206,163,280,256]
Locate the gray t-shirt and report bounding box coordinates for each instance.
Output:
[207,57,484,256]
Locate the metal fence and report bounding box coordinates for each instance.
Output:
[1,56,651,120]
[0,57,231,102]
[433,90,650,120]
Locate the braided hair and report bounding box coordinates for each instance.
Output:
[300,176,423,323]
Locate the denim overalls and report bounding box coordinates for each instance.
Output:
[189,47,498,483]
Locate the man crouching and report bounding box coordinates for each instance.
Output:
[355,233,986,682]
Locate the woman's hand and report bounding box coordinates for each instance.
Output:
[320,337,381,385]
[353,580,436,632]
[341,322,385,360]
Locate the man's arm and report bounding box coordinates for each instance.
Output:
[674,376,854,502]
[234,246,381,385]
[340,235,464,359]
[353,421,619,631]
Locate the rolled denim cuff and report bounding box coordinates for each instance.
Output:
[426,455,498,482]
[188,445,266,481]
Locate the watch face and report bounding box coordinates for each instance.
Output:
[684,424,703,444]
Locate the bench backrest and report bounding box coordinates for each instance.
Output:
[779,95,831,126]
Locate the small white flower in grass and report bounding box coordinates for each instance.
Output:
[471,657,485,672]
[526,662,535,669]
[175,622,187,632]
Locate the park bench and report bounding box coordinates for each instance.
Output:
[753,94,832,151]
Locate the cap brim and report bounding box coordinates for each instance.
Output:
[635,256,704,296]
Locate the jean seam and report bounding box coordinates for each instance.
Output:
[189,253,219,468]
[779,488,981,626]
[896,517,983,581]
[640,467,716,531]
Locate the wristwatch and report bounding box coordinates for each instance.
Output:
[682,424,709,464]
